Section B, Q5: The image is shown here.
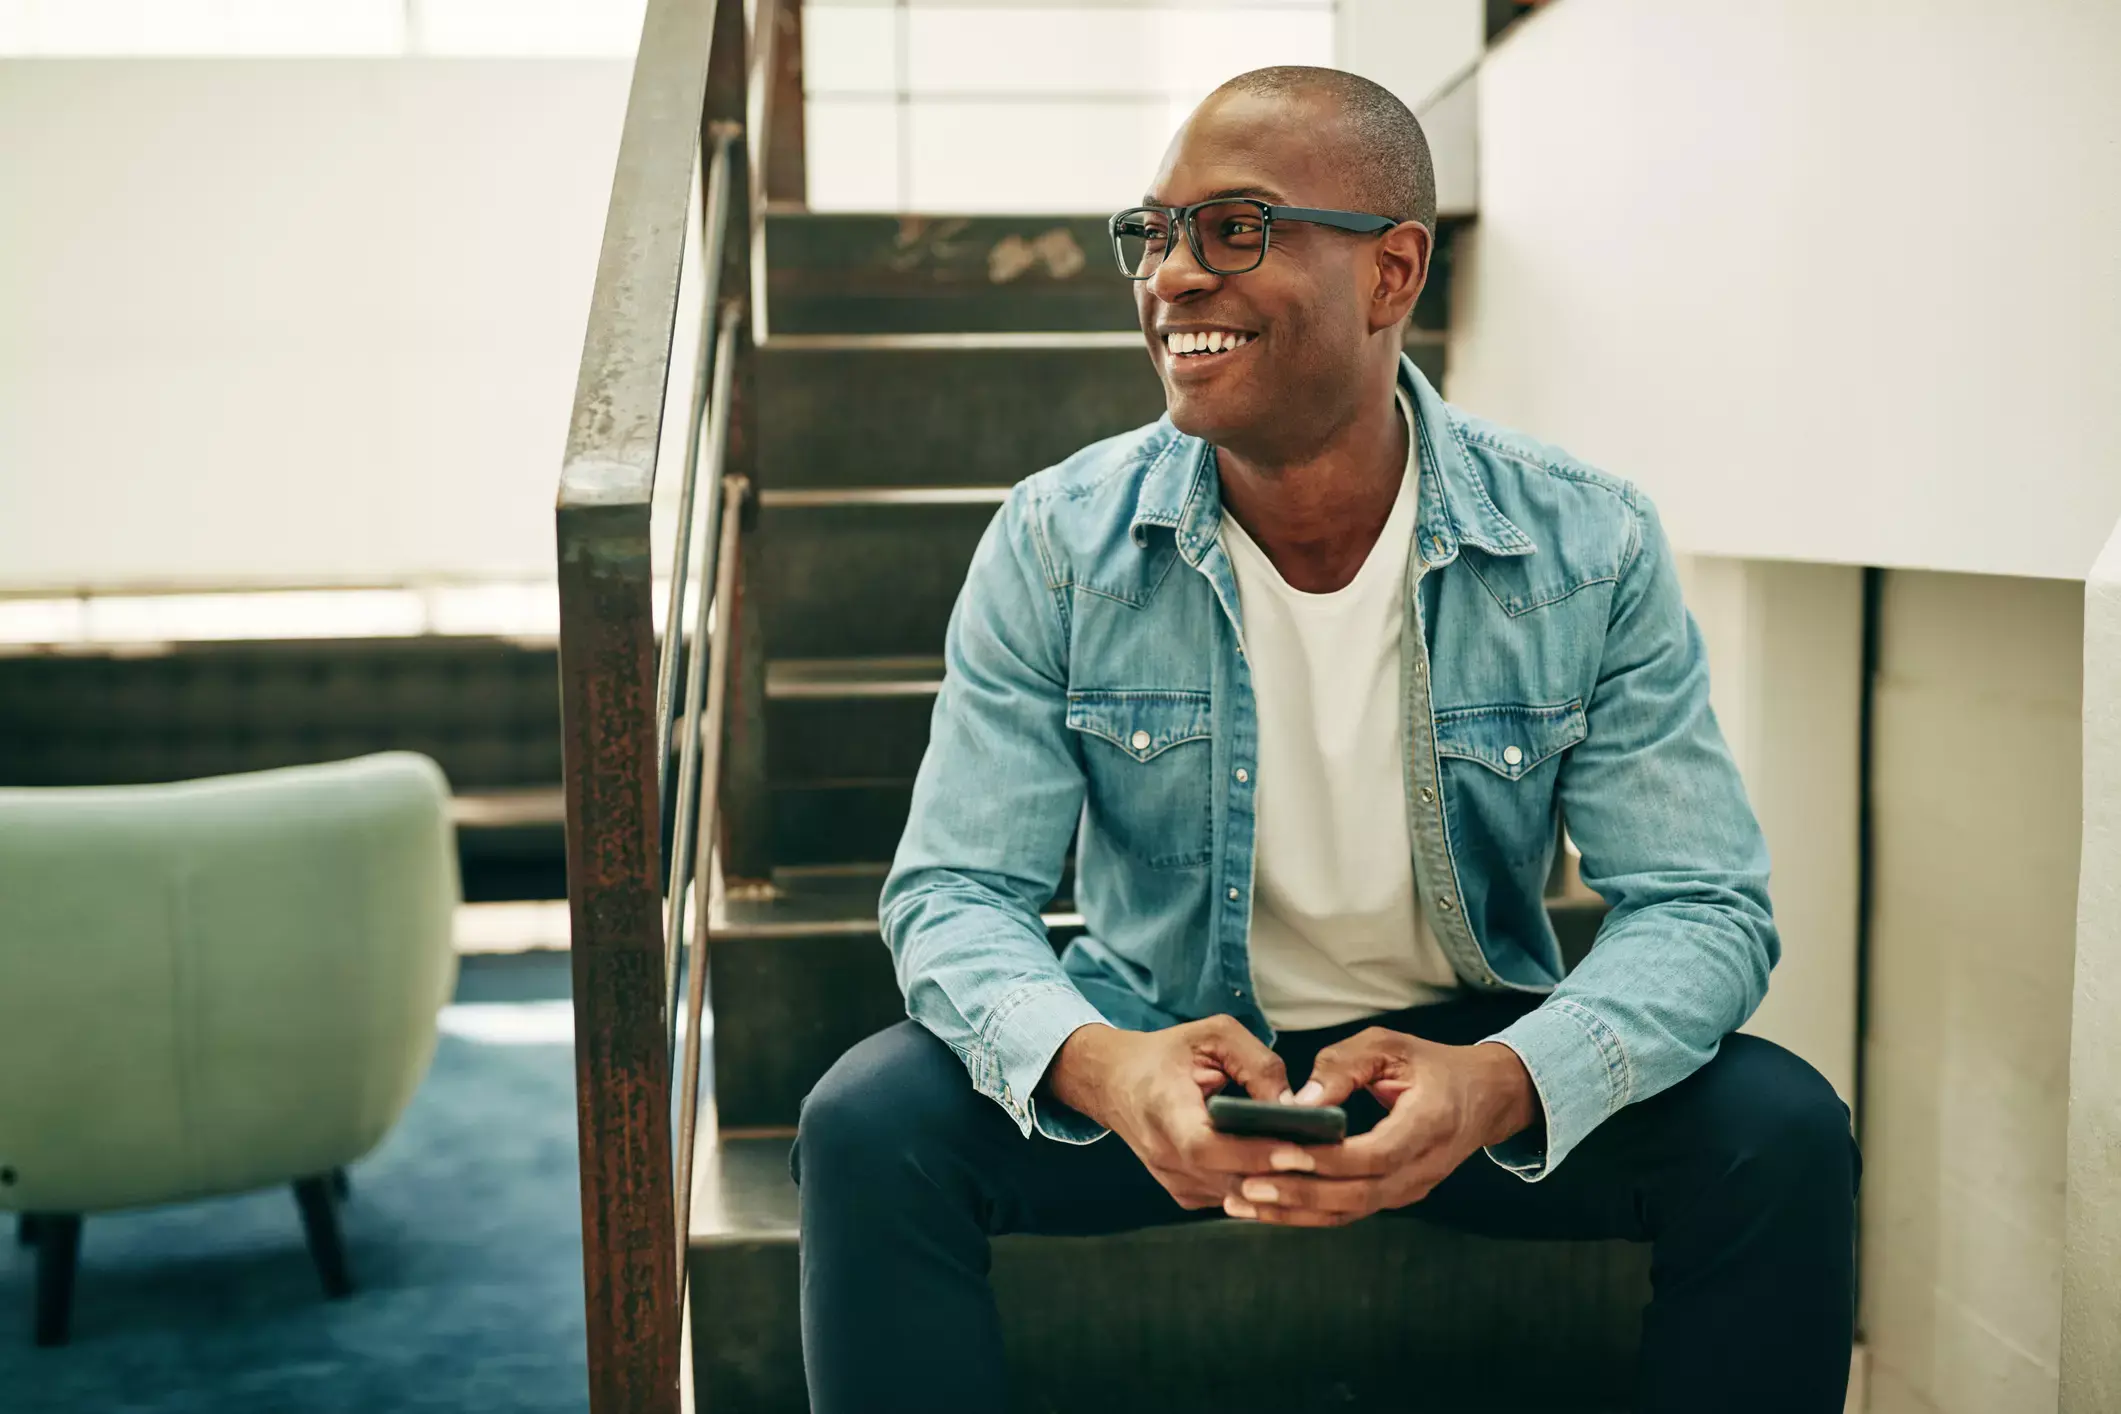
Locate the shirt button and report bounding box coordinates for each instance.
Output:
[1130,730,1151,751]
[1439,895,1456,912]
[1419,786,1435,804]
[1234,768,1249,783]
[1227,887,1240,901]
[1503,745,1524,767]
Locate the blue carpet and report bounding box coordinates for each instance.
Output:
[1,954,590,1414]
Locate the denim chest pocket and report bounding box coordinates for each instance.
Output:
[1432,700,1587,866]
[1066,689,1214,870]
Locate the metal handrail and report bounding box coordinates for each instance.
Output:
[673,466,748,1278]
[665,301,750,1059]
[554,0,775,1405]
[652,123,742,817]
[660,294,743,1055]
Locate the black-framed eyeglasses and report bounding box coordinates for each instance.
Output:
[1108,198,1402,279]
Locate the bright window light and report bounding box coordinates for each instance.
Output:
[82,588,429,643]
[457,900,572,952]
[424,581,560,639]
[0,0,653,55]
[2,0,405,55]
[413,0,646,56]
[0,597,86,645]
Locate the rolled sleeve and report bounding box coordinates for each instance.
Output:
[1481,998,1632,1180]
[986,983,1112,1144]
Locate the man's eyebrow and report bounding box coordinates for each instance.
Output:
[1139,185,1290,205]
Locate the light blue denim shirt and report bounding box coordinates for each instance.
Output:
[880,356,1777,1180]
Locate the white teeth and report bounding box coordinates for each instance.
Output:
[1164,330,1251,356]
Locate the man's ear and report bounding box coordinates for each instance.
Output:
[1369,221,1432,334]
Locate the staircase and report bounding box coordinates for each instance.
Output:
[681,209,1649,1412]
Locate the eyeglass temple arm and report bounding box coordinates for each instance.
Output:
[1266,205,1402,234]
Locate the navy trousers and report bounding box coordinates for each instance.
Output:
[794,993,1859,1413]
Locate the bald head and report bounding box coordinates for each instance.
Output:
[1209,66,1436,233]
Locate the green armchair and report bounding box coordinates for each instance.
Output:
[0,752,460,1345]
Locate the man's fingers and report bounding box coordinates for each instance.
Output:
[1195,1015,1290,1102]
[1223,1196,1360,1228]
[1301,1101,1445,1179]
[1295,1029,1399,1108]
[1180,1125,1297,1176]
[1231,1173,1384,1215]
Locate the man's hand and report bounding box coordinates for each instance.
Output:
[1221,1029,1539,1228]
[1046,1017,1294,1209]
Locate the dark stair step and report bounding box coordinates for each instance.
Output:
[711,867,1082,1131]
[758,338,1167,491]
[769,780,916,870]
[757,337,1445,495]
[763,657,942,868]
[765,659,940,784]
[690,1133,1647,1413]
[760,209,1465,346]
[451,788,567,902]
[709,871,1605,1133]
[764,212,1133,336]
[753,491,1001,661]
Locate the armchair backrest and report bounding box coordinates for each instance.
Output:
[0,752,459,1214]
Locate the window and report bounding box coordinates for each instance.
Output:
[804,1,1337,212]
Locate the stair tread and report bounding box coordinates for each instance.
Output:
[692,1132,799,1241]
[450,785,564,828]
[766,655,944,699]
[688,1139,1645,1411]
[713,866,1079,938]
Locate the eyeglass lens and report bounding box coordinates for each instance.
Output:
[1113,201,1268,277]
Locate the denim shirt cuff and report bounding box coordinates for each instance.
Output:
[986,983,1111,1145]
[1480,998,1631,1181]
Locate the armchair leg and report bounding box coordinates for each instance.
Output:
[32,1213,81,1347]
[292,1176,354,1299]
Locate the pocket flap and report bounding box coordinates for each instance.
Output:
[1065,690,1212,762]
[1433,700,1586,780]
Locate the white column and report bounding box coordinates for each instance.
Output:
[1678,556,1864,1105]
[1331,0,1483,216]
[2063,517,2121,1410]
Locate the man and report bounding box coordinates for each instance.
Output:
[794,66,1858,1413]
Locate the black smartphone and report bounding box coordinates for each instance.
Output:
[1206,1094,1347,1145]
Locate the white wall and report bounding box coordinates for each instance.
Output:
[2062,517,2121,1412]
[1862,572,2084,1414]
[1445,0,2121,580]
[1332,0,1482,216]
[802,0,1336,214]
[1678,557,1863,1105]
[0,59,630,592]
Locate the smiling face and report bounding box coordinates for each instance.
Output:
[1135,87,1430,465]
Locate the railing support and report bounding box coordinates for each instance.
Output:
[559,0,779,1406]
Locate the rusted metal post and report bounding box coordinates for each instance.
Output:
[764,0,807,207]
[557,504,681,1413]
[556,0,728,1404]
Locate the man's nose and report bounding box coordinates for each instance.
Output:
[1145,226,1220,304]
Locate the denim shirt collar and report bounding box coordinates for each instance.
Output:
[1128,354,1537,565]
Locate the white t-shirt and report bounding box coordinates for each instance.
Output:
[1218,390,1461,1031]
